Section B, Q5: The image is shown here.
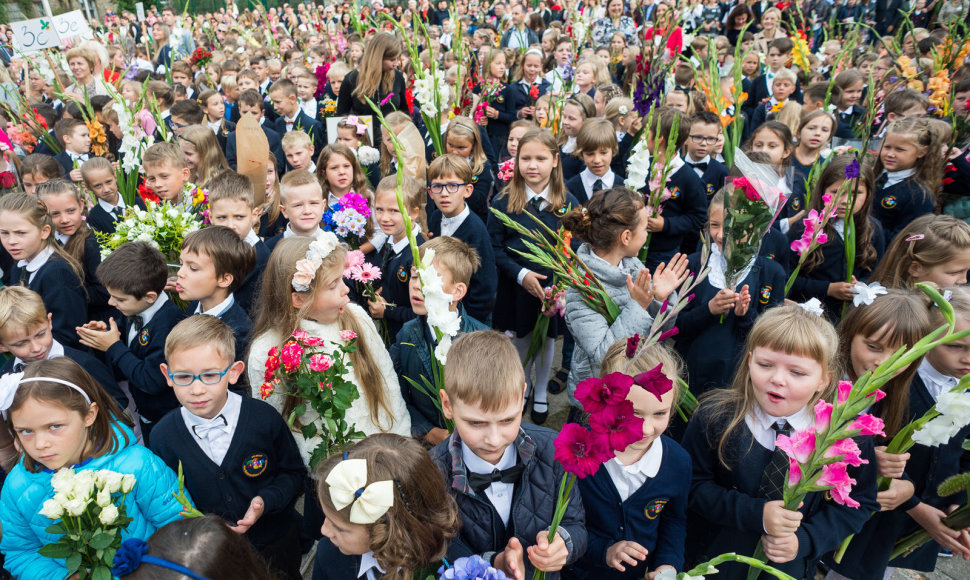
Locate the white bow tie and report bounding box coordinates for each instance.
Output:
[191,414,229,439]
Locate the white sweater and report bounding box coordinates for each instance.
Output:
[247,303,411,468]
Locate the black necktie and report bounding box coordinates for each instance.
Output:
[128,315,144,333]
[592,179,604,195]
[111,207,122,220]
[13,362,25,373]
[16,265,28,284]
[468,463,525,493]
[529,196,544,212]
[687,161,709,172]
[875,172,889,191]
[759,421,794,501]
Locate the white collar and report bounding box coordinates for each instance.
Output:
[14,338,66,369]
[301,97,317,106]
[283,224,325,239]
[580,167,614,191]
[663,154,686,177]
[562,136,577,154]
[685,153,711,165]
[390,224,420,255]
[328,191,344,206]
[138,291,170,327]
[284,112,299,124]
[440,204,470,228]
[97,197,125,213]
[17,246,54,272]
[208,120,222,133]
[611,435,663,478]
[357,551,386,579]
[180,391,242,435]
[461,440,517,472]
[54,232,71,246]
[308,161,317,174]
[884,168,916,188]
[751,403,814,434]
[525,185,551,207]
[194,293,235,317]
[918,358,960,401]
[243,229,260,247]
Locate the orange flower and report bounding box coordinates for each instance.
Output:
[87,120,108,158]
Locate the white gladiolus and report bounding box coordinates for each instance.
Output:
[64,498,89,517]
[937,390,970,420]
[413,247,461,363]
[911,390,970,446]
[98,504,120,526]
[625,141,652,192]
[40,498,63,520]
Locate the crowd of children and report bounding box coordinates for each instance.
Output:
[0,0,969,579]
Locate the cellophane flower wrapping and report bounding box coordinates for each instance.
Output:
[721,149,791,291]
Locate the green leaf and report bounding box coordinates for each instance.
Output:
[66,552,82,574]
[38,542,74,559]
[89,532,115,550]
[300,423,318,439]
[44,523,66,535]
[92,565,113,580]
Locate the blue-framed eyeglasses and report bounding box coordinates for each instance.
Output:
[168,363,234,386]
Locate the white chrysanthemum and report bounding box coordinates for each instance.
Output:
[357,145,380,166]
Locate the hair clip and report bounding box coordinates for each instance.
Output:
[851,281,888,307]
[326,458,394,524]
[905,234,925,242]
[798,298,825,317]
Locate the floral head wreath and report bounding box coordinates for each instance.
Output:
[292,232,341,292]
[343,115,368,136]
[0,372,91,417]
[326,454,395,524]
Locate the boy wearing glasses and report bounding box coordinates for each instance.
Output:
[152,315,306,580]
[426,154,497,324]
[683,111,729,201]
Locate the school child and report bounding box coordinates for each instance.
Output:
[0,358,185,580]
[787,156,885,316]
[369,176,425,342]
[143,142,193,206]
[444,116,495,222]
[334,116,380,187]
[748,69,799,136]
[872,90,929,140]
[502,119,535,166]
[169,98,206,135]
[113,515,276,579]
[317,143,373,205]
[592,84,622,119]
[487,128,581,424]
[281,130,317,174]
[0,286,127,410]
[743,38,802,116]
[509,49,551,122]
[681,305,879,579]
[391,237,490,445]
[246,235,410,543]
[177,125,230,188]
[18,154,62,196]
[175,227,256,377]
[791,110,836,207]
[170,60,197,100]
[746,122,799,233]
[565,118,624,205]
[663,89,693,116]
[259,152,288,239]
[683,111,730,201]
[605,96,636,178]
[870,214,970,288]
[831,70,866,140]
[575,340,691,580]
[76,242,187,442]
[430,330,586,577]
[477,48,514,150]
[150,316,306,580]
[264,170,328,251]
[426,155,498,324]
[639,107,707,271]
[269,79,325,160]
[313,434,461,580]
[199,89,236,152]
[0,193,86,348]
[82,157,146,235]
[675,188,785,397]
[559,95,595,182]
[800,82,834,114]
[52,118,92,182]
[871,118,943,242]
[35,179,114,323]
[325,61,350,100]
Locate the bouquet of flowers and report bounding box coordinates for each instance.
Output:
[5,122,39,154]
[720,151,790,320]
[497,158,515,183]
[185,184,211,224]
[188,47,213,68]
[438,555,507,580]
[524,281,567,366]
[259,330,366,468]
[38,468,136,579]
[473,79,504,126]
[344,250,389,344]
[112,101,157,207]
[97,201,203,264]
[628,107,681,263]
[322,191,371,249]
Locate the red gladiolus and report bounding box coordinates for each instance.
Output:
[553,423,611,478]
[574,373,633,414]
[588,400,644,453]
[632,364,674,401]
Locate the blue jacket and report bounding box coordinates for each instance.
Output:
[0,434,186,580]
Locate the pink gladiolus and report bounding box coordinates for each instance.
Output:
[849,413,885,437]
[787,457,803,486]
[553,423,612,478]
[575,373,634,414]
[817,462,860,508]
[308,354,333,372]
[776,429,815,464]
[632,364,674,402]
[280,341,304,373]
[790,236,811,256]
[134,109,157,138]
[815,233,828,245]
[814,399,833,433]
[866,389,886,402]
[657,327,679,343]
[837,380,853,404]
[588,400,645,454]
[826,438,866,467]
[339,330,357,341]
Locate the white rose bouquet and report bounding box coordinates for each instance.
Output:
[97,201,203,264]
[38,468,136,580]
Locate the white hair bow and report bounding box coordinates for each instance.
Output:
[851,281,888,307]
[325,458,394,524]
[798,298,825,317]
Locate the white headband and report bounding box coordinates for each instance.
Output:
[0,372,92,415]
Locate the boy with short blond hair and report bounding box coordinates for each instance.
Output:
[264,170,327,251]
[281,130,315,173]
[391,237,489,445]
[427,154,497,323]
[53,118,91,181]
[151,315,305,580]
[431,330,587,578]
[744,37,802,115]
[142,142,192,205]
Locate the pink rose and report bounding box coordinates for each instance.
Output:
[339,330,357,341]
[280,341,304,373]
[292,330,310,341]
[309,353,333,372]
[292,259,317,289]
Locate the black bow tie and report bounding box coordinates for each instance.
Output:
[687,161,708,171]
[128,315,144,333]
[468,463,525,493]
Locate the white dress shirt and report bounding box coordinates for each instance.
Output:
[917,358,960,402]
[180,391,242,466]
[579,168,614,199]
[605,438,663,502]
[17,246,54,285]
[98,196,127,217]
[243,229,261,247]
[13,338,65,372]
[440,205,470,237]
[882,168,916,189]
[283,224,325,239]
[462,441,517,526]
[300,98,319,119]
[128,292,169,346]
[357,551,385,580]
[194,294,235,317]
[745,404,813,451]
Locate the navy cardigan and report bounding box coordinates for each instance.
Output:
[379,234,424,343]
[9,254,87,349]
[871,177,934,243]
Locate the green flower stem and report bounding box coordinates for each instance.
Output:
[532,474,576,580]
[690,552,796,580]
[891,503,970,560]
